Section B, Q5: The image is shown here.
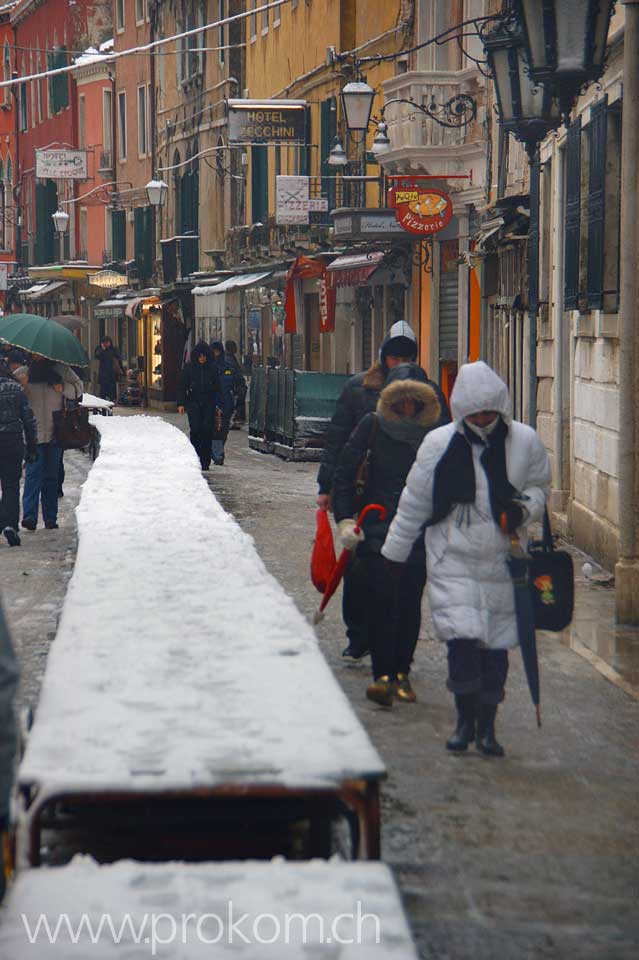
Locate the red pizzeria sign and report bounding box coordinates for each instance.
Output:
[391,184,453,236]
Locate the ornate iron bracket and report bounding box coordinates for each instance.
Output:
[380,94,477,129]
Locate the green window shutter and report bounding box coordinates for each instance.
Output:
[35,180,57,264]
[134,207,155,280]
[112,209,126,261]
[251,146,268,224]
[35,183,46,264]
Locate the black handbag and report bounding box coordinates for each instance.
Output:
[528,509,574,631]
[53,399,93,450]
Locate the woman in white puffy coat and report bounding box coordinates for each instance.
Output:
[382,362,551,756]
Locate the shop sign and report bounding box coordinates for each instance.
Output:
[390,183,453,236]
[36,149,88,180]
[319,277,336,333]
[276,176,328,225]
[228,100,307,145]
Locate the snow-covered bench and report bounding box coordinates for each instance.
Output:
[0,858,417,958]
[79,392,114,415]
[16,416,385,867]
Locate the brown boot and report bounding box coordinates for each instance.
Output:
[395,673,417,702]
[366,676,396,707]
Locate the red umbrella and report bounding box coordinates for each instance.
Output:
[313,503,387,625]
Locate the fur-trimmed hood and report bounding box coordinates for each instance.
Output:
[377,377,441,429]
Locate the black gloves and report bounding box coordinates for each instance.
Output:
[24,447,38,464]
[502,502,525,534]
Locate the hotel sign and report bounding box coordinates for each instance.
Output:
[227,99,307,145]
[36,149,88,180]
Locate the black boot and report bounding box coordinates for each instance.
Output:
[446,694,476,752]
[476,703,505,757]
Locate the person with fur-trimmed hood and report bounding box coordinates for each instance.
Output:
[317,321,449,661]
[382,362,551,755]
[332,363,442,706]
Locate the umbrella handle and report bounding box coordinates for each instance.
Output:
[354,502,387,533]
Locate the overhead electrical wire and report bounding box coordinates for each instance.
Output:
[0,0,288,88]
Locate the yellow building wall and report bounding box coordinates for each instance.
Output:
[245,0,406,218]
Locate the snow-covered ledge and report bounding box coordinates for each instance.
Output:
[18,415,384,798]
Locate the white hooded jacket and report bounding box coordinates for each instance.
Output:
[382,362,551,649]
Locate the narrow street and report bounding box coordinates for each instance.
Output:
[2,414,638,959]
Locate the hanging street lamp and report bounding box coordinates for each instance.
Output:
[340,79,376,132]
[371,121,391,158]
[514,0,616,116]
[482,20,562,158]
[145,179,169,207]
[327,136,348,167]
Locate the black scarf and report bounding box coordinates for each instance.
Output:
[429,416,516,527]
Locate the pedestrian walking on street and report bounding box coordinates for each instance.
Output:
[177,341,221,471]
[316,320,450,661]
[209,340,245,464]
[18,356,83,532]
[224,340,248,427]
[382,361,551,755]
[333,364,442,706]
[0,360,37,547]
[94,336,122,402]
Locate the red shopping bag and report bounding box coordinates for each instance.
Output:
[311,509,336,593]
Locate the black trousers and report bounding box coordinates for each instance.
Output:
[446,638,509,705]
[187,405,214,469]
[0,433,23,530]
[342,557,369,652]
[99,379,117,402]
[363,554,426,680]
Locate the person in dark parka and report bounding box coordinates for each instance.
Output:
[224,340,248,426]
[333,363,442,706]
[177,342,221,471]
[0,361,37,546]
[316,320,450,660]
[93,336,122,402]
[209,340,245,464]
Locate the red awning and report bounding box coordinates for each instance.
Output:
[325,251,385,289]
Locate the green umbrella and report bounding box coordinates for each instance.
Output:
[0,314,89,366]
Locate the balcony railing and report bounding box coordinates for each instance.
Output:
[381,69,485,155]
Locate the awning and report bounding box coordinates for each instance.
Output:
[94,297,133,311]
[476,217,505,249]
[24,280,68,301]
[192,271,272,295]
[325,251,385,288]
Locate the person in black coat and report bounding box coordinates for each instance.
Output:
[209,340,246,465]
[332,363,441,707]
[177,342,221,471]
[317,321,450,661]
[0,360,37,547]
[224,340,248,427]
[93,336,122,402]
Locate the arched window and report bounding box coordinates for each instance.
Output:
[0,160,6,251]
[3,42,10,107]
[6,155,12,184]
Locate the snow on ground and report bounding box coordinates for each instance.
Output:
[80,393,113,411]
[19,415,384,794]
[0,857,417,958]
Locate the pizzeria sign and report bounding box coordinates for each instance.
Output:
[389,182,453,236]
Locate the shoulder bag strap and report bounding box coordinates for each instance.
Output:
[542,506,554,552]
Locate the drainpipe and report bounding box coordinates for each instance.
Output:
[11,26,20,270]
[616,0,639,623]
[551,145,565,511]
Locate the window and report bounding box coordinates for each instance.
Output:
[116,0,125,32]
[564,117,581,310]
[251,0,257,39]
[37,56,43,122]
[0,161,5,251]
[112,209,126,260]
[3,42,10,107]
[134,206,154,280]
[47,47,69,114]
[251,145,268,224]
[218,0,225,64]
[19,82,27,132]
[78,95,86,148]
[30,53,35,128]
[118,91,127,160]
[586,97,607,311]
[79,207,88,260]
[135,0,145,24]
[137,85,147,156]
[274,1,281,26]
[262,4,269,31]
[103,88,113,165]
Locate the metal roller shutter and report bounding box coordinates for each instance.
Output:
[439,268,458,362]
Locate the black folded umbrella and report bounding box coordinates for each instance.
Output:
[506,549,541,728]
